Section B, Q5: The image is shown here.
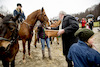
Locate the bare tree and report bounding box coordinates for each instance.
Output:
[74,3,100,21]
[0,5,11,16]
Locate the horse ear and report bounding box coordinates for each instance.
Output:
[41,7,44,12]
[12,14,20,22]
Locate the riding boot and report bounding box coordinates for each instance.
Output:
[42,50,45,59]
[48,48,52,60]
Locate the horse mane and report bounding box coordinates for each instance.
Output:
[25,9,41,22]
[3,14,13,23]
[0,14,17,38]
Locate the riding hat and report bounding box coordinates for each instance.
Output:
[17,3,22,7]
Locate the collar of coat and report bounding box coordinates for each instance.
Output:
[16,8,23,13]
[63,15,76,21]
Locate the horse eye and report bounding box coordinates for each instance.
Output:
[44,15,46,16]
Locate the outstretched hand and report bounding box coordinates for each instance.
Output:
[57,29,65,36]
[46,27,51,29]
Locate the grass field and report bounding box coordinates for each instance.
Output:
[79,22,100,28]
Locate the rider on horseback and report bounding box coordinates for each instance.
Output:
[13,3,26,23]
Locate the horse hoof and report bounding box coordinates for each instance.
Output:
[29,55,33,59]
[42,56,45,59]
[23,60,26,63]
[35,46,37,48]
[35,45,37,48]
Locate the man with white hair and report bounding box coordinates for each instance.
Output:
[48,11,79,67]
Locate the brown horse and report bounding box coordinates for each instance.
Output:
[0,14,19,67]
[18,7,49,62]
[49,20,61,44]
[50,20,61,27]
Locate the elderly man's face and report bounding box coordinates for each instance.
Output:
[59,14,64,20]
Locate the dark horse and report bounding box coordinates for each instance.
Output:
[18,7,49,62]
[0,14,20,67]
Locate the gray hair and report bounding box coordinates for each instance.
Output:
[59,11,66,15]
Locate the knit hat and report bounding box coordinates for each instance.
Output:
[74,28,94,42]
[17,3,22,7]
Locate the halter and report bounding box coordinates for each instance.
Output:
[0,34,18,52]
[24,22,34,27]
[0,20,18,51]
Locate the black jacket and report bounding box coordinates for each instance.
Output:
[52,15,79,55]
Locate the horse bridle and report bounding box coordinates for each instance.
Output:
[0,21,19,52]
[0,34,18,53]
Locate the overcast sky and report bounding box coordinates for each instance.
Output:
[0,0,100,19]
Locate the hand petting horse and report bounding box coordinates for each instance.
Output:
[18,7,49,63]
[0,14,20,67]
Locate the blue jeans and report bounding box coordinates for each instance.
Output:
[41,38,50,50]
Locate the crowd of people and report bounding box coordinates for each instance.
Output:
[81,18,94,30]
[13,3,100,67]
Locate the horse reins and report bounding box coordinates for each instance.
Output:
[24,22,34,27]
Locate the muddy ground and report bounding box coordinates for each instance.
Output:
[0,27,100,67]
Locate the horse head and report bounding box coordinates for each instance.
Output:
[3,14,20,23]
[0,14,19,40]
[0,14,19,65]
[37,7,49,25]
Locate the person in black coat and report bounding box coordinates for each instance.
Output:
[89,20,93,30]
[48,11,79,67]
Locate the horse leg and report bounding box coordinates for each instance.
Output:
[11,59,15,67]
[50,37,52,45]
[2,60,9,67]
[34,34,37,48]
[22,39,26,63]
[57,37,59,45]
[34,38,38,48]
[51,37,54,45]
[28,38,32,59]
[38,38,40,43]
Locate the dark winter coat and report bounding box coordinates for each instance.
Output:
[68,40,100,67]
[52,15,79,56]
[37,25,48,39]
[89,21,93,30]
[13,8,25,22]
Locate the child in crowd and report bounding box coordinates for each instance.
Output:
[86,23,90,29]
[67,28,100,67]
